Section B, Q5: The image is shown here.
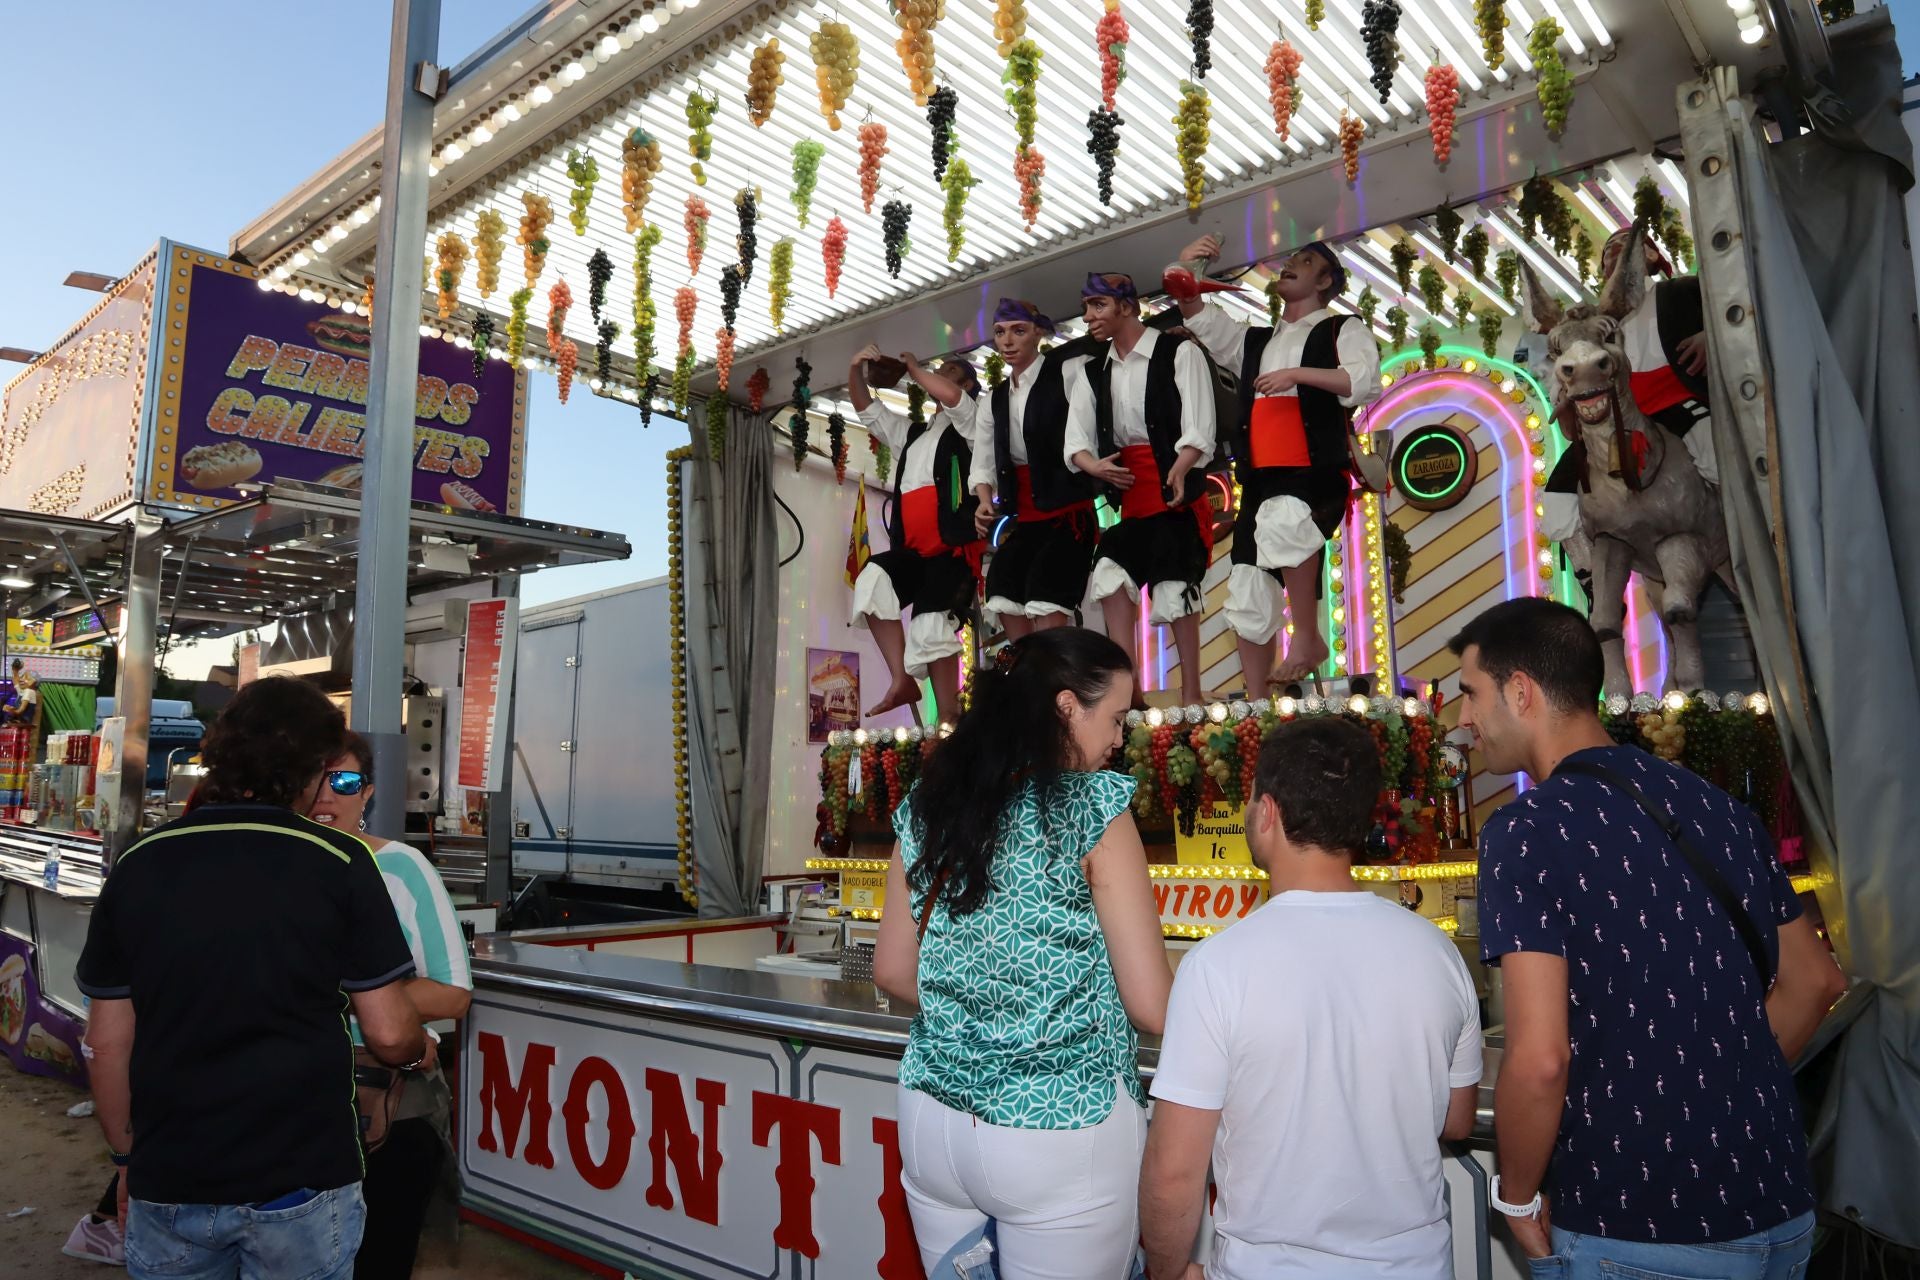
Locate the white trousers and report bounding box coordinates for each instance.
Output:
[850,560,965,678]
[897,1082,1146,1280]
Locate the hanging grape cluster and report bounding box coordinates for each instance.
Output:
[882,200,913,277]
[1187,0,1214,78]
[684,195,710,274]
[518,192,554,287]
[640,372,659,428]
[1265,40,1303,141]
[1418,323,1442,369]
[1356,284,1381,330]
[1517,175,1550,238]
[673,286,697,360]
[1306,0,1325,30]
[1433,205,1464,262]
[1495,250,1520,303]
[821,216,849,298]
[706,389,730,462]
[1266,278,1283,324]
[1529,18,1573,136]
[632,223,662,377]
[434,233,468,320]
[1573,227,1595,285]
[1086,108,1123,205]
[1417,264,1446,316]
[585,248,613,323]
[1015,145,1046,228]
[1425,63,1460,166]
[891,0,942,107]
[984,351,1006,386]
[470,314,494,377]
[993,0,1027,58]
[622,128,662,232]
[685,90,717,186]
[941,149,975,261]
[747,38,785,127]
[596,320,619,383]
[858,122,889,213]
[1476,0,1508,71]
[1662,217,1694,271]
[1175,82,1211,210]
[566,150,599,235]
[791,139,826,228]
[734,187,760,284]
[789,356,814,473]
[1338,108,1364,184]
[1005,39,1044,226]
[746,366,771,413]
[1478,309,1504,356]
[714,325,735,390]
[827,411,849,485]
[810,21,860,130]
[1096,0,1130,111]
[720,263,744,331]
[1452,287,1474,329]
[769,238,794,332]
[672,347,696,415]
[924,86,958,182]
[1385,304,1409,347]
[1360,0,1401,105]
[1390,236,1417,294]
[473,209,506,298]
[549,279,577,402]
[1462,225,1491,279]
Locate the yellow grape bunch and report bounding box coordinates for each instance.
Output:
[1173,82,1210,211]
[892,0,944,107]
[994,0,1028,58]
[518,191,554,287]
[747,38,786,127]
[622,128,663,233]
[810,21,860,129]
[434,233,468,320]
[472,208,506,298]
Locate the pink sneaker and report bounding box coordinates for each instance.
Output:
[61,1215,125,1267]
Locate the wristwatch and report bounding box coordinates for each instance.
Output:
[1490,1175,1543,1220]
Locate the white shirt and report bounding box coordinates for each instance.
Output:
[857,398,974,492]
[1152,891,1482,1279]
[967,354,1093,495]
[1062,327,1216,472]
[1182,301,1383,411]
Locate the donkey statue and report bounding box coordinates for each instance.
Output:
[1521,220,1733,698]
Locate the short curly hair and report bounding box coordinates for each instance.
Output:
[197,676,347,809]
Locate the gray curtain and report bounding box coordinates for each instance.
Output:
[683,400,778,917]
[1684,20,1920,1245]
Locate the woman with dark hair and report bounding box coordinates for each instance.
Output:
[874,627,1170,1279]
[306,732,471,1280]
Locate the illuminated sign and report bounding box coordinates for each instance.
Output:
[50,600,122,651]
[1391,423,1478,510]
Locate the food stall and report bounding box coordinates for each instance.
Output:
[220,0,1899,1268]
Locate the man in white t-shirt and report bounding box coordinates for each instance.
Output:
[1139,717,1483,1279]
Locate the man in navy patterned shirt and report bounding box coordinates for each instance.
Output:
[1448,599,1844,1276]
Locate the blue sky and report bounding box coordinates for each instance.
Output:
[0,1,680,625]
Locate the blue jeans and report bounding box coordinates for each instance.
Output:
[125,1184,365,1280]
[1529,1211,1814,1279]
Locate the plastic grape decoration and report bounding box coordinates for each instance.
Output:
[1175,82,1211,211]
[790,139,826,228]
[1418,323,1442,369]
[596,319,619,384]
[473,209,506,298]
[789,357,814,473]
[1462,225,1490,280]
[1360,0,1401,105]
[1266,40,1303,141]
[925,86,958,181]
[734,187,760,284]
[434,233,468,320]
[671,349,696,415]
[622,128,663,232]
[470,313,494,376]
[1663,215,1694,271]
[640,372,658,428]
[827,411,849,485]
[1187,0,1214,79]
[746,366,771,413]
[809,21,860,130]
[994,0,1027,58]
[565,150,599,237]
[1356,285,1380,329]
[684,195,710,275]
[882,200,913,278]
[1417,264,1446,316]
[674,286,697,360]
[1495,250,1520,303]
[858,122,889,214]
[518,192,553,286]
[941,150,974,261]
[1338,108,1364,185]
[1014,145,1045,229]
[1452,287,1474,329]
[1478,309,1504,356]
[632,223,662,378]
[1573,227,1595,286]
[1386,236,1415,295]
[706,388,729,462]
[768,238,794,332]
[746,38,785,127]
[1385,304,1409,348]
[1476,0,1508,72]
[586,249,614,323]
[984,351,1006,386]
[1433,205,1464,263]
[553,335,579,403]
[685,90,717,186]
[1425,64,1460,166]
[1307,0,1325,30]
[547,278,572,351]
[1086,108,1123,206]
[891,0,942,107]
[1634,175,1669,236]
[1529,19,1572,136]
[822,216,849,298]
[719,263,744,331]
[1096,0,1130,112]
[714,325,735,391]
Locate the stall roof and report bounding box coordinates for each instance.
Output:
[230,0,1787,404]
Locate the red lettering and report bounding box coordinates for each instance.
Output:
[474,1032,556,1168]
[1189,883,1210,919]
[1213,885,1233,917]
[562,1055,636,1191]
[644,1070,726,1225]
[1238,884,1260,917]
[751,1092,841,1259]
[1152,883,1169,914]
[871,1118,927,1280]
[1170,884,1190,915]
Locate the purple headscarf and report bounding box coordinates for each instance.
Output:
[992,298,1055,332]
[1081,272,1138,301]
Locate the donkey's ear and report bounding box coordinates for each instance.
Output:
[1519,257,1566,336]
[1598,219,1651,320]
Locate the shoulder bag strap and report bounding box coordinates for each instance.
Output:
[1554,759,1773,986]
[916,867,950,943]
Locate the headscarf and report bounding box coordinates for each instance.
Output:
[1081,272,1138,301]
[992,297,1055,332]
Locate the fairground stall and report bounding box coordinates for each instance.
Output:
[231,0,1914,1271]
[0,241,631,1087]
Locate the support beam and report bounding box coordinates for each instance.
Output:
[108,513,164,867]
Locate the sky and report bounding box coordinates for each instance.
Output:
[0,2,681,674]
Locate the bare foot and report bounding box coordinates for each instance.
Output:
[1180,684,1206,709]
[866,675,921,719]
[1274,632,1330,684]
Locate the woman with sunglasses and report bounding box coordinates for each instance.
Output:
[307,735,472,1280]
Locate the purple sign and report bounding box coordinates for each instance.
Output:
[145,244,526,515]
[0,930,87,1085]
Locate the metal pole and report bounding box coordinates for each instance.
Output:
[484,576,519,910]
[353,0,441,841]
[108,513,164,867]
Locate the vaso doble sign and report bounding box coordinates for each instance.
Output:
[144,244,526,514]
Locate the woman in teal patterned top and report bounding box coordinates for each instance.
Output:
[875,628,1171,1279]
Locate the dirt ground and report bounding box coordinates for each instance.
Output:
[0,1065,586,1278]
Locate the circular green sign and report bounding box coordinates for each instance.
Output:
[1391,424,1477,511]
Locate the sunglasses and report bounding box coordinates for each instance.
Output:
[326,770,369,797]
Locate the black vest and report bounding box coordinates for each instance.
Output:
[885,408,979,549]
[990,345,1096,514]
[1229,314,1356,481]
[1090,329,1211,508]
[1648,277,1710,438]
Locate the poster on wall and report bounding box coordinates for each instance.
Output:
[143,243,526,515]
[806,649,860,744]
[457,599,519,791]
[0,932,88,1086]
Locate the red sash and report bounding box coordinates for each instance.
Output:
[899,486,946,557]
[1630,365,1691,417]
[1115,445,1214,554]
[1013,465,1092,524]
[1249,396,1311,470]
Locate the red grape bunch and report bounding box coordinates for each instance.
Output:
[822,216,849,297]
[1425,63,1460,166]
[1265,40,1303,141]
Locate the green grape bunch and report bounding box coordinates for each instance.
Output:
[1475,0,1508,71]
[685,90,718,185]
[1390,236,1417,294]
[790,139,826,228]
[1478,308,1503,356]
[1528,18,1573,136]
[1417,263,1446,316]
[566,149,599,236]
[1004,39,1043,152]
[1462,225,1491,280]
[1356,284,1380,329]
[1433,205,1464,262]
[1386,304,1409,348]
[1175,82,1212,211]
[941,151,975,262]
[1495,250,1520,303]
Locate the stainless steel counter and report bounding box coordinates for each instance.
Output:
[0,824,105,901]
